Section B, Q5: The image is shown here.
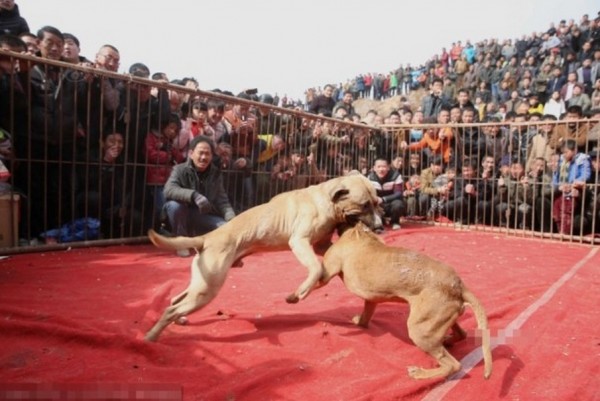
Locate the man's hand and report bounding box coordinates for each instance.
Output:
[193,192,211,213]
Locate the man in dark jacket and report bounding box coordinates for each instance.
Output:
[309,84,335,116]
[368,157,405,231]
[421,78,451,120]
[163,135,235,256]
[27,26,87,237]
[0,0,29,36]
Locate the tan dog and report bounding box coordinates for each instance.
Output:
[145,174,381,341]
[319,223,492,380]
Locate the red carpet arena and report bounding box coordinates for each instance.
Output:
[1,224,599,401]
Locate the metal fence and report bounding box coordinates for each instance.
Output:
[0,51,599,254]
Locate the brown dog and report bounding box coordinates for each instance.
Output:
[145,174,381,341]
[319,223,492,380]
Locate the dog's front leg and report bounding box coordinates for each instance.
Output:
[286,237,323,304]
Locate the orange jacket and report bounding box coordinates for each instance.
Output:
[407,127,454,164]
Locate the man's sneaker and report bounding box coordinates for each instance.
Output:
[392,223,401,231]
[176,249,191,258]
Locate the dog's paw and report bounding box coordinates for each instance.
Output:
[285,293,300,304]
[351,315,369,328]
[407,366,425,379]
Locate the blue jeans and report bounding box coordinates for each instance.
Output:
[163,200,226,236]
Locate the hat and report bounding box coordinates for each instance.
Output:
[129,62,150,78]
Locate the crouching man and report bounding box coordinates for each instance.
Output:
[163,135,236,256]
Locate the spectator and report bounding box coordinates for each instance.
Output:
[454,54,469,88]
[549,105,590,152]
[204,99,228,143]
[401,108,454,165]
[418,155,446,217]
[333,90,355,116]
[255,134,286,202]
[506,113,535,163]
[28,26,88,237]
[552,139,591,234]
[526,157,554,232]
[587,149,600,233]
[576,57,598,95]
[458,106,485,163]
[18,31,37,54]
[309,84,335,116]
[567,83,592,112]
[405,152,423,178]
[0,33,28,155]
[368,157,405,231]
[0,0,28,36]
[145,113,186,230]
[449,104,462,124]
[75,132,141,238]
[543,90,566,119]
[501,39,516,60]
[560,72,579,102]
[444,160,478,224]
[179,98,207,144]
[462,64,478,97]
[163,135,235,257]
[476,155,500,225]
[496,158,532,228]
[421,77,450,119]
[527,114,556,171]
[592,78,600,109]
[270,147,323,193]
[527,94,544,115]
[428,165,456,222]
[546,66,566,99]
[117,62,171,228]
[62,33,91,65]
[442,76,457,101]
[403,173,423,219]
[80,44,121,159]
[223,92,259,160]
[450,41,463,67]
[453,88,475,113]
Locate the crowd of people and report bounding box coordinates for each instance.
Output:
[1,2,600,248]
[306,11,600,108]
[301,10,600,236]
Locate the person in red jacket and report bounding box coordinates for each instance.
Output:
[145,113,186,229]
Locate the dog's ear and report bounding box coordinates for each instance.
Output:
[331,187,350,203]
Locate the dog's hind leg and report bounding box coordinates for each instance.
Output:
[443,322,467,347]
[352,300,377,328]
[145,253,231,342]
[407,344,462,380]
[286,238,323,304]
[406,295,462,379]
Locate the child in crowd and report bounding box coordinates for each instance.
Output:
[145,113,186,229]
[404,174,422,218]
[428,166,456,220]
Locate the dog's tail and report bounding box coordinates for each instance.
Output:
[463,288,492,379]
[148,229,205,251]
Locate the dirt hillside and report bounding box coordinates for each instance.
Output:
[353,89,425,118]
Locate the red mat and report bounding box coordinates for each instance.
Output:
[1,225,599,401]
